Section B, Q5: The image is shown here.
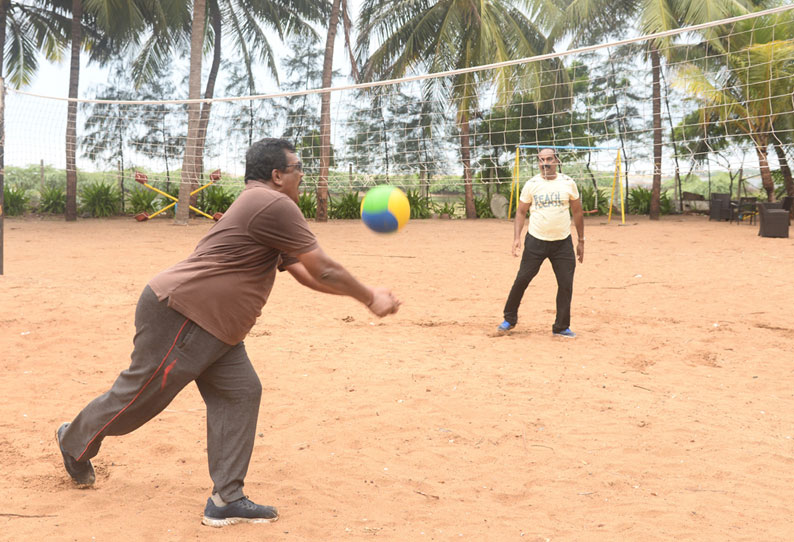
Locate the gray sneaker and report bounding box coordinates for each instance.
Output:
[56,423,95,486]
[202,497,279,527]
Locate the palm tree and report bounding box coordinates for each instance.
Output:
[1,1,70,262]
[132,0,324,219]
[316,0,356,221]
[61,0,158,220]
[545,0,753,218]
[0,1,70,87]
[637,0,755,218]
[674,12,794,201]
[175,0,206,224]
[357,0,549,218]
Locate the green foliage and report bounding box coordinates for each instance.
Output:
[433,200,457,217]
[39,184,66,214]
[155,184,180,217]
[473,195,495,218]
[3,185,30,216]
[128,187,159,215]
[577,184,608,215]
[80,181,121,217]
[660,192,673,215]
[298,190,316,219]
[627,187,652,215]
[405,189,432,219]
[199,185,236,215]
[627,187,673,215]
[773,170,789,200]
[329,191,361,219]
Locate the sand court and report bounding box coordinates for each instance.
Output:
[1,215,793,540]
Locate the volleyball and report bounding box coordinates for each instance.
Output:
[360,185,411,233]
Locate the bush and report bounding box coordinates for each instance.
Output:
[128,187,159,215]
[3,185,30,216]
[627,187,652,214]
[329,191,361,219]
[473,195,495,218]
[577,184,608,215]
[39,184,66,214]
[156,184,180,216]
[660,191,673,215]
[433,200,457,217]
[199,185,236,215]
[405,188,432,219]
[80,181,121,217]
[298,190,316,218]
[627,187,673,215]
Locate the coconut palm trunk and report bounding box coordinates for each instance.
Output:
[458,111,476,218]
[194,4,223,210]
[772,138,793,197]
[65,0,82,222]
[177,0,206,225]
[753,136,775,202]
[317,0,341,222]
[649,46,662,220]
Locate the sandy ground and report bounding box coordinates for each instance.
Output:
[1,213,793,541]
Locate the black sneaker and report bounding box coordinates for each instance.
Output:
[202,497,279,527]
[56,423,95,486]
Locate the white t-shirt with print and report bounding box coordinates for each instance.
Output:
[519,173,579,241]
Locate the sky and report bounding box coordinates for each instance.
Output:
[23,2,363,100]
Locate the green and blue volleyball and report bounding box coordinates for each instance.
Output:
[360,185,411,233]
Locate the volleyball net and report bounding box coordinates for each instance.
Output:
[3,5,793,208]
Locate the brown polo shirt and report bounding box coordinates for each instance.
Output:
[148,180,318,344]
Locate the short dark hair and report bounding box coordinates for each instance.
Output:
[244,138,296,183]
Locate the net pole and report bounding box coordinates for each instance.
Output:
[510,147,520,218]
[608,154,617,223]
[617,149,625,224]
[0,76,4,275]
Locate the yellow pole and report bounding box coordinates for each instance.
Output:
[509,147,519,219]
[608,155,617,222]
[617,149,625,224]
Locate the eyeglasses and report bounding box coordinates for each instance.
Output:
[283,161,303,172]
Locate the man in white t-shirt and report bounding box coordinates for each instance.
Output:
[497,148,585,337]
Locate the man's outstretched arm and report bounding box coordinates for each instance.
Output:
[286,246,400,316]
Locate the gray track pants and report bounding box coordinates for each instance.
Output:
[59,285,262,502]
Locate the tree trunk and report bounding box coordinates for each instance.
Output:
[65,0,83,222]
[649,46,662,220]
[772,140,793,197]
[317,0,341,222]
[754,139,775,202]
[177,0,205,225]
[194,5,222,210]
[661,64,682,212]
[459,111,476,219]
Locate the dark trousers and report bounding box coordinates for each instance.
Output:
[503,233,576,333]
[59,286,262,502]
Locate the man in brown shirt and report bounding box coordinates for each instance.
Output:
[56,138,401,527]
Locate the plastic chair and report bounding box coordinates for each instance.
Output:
[757,201,789,238]
[709,193,731,221]
[730,196,757,224]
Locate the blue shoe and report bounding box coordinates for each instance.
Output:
[202,496,279,527]
[553,328,576,338]
[497,321,515,333]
